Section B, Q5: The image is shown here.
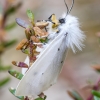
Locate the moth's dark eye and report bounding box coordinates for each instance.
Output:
[59,18,65,24]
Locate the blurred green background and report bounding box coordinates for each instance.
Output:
[0,0,100,100]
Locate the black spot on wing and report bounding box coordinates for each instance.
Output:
[58,48,60,51]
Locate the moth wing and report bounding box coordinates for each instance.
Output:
[22,56,29,75]
[15,32,67,97]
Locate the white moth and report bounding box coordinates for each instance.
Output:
[15,0,85,97]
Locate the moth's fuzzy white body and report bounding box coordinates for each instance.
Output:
[15,14,85,97]
[59,14,85,52]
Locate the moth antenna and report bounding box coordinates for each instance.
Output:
[59,0,74,23]
[64,0,69,15]
[68,0,74,14]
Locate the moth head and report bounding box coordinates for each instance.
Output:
[59,0,74,24]
[59,18,65,24]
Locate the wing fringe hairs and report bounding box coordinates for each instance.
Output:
[15,14,85,97]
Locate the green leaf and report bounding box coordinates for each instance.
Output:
[68,90,83,100]
[3,40,17,48]
[39,38,48,43]
[0,77,10,87]
[22,49,29,54]
[5,22,16,31]
[92,90,100,98]
[35,98,45,100]
[72,91,83,100]
[9,87,24,100]
[8,70,23,80]
[27,10,34,21]
[44,96,47,100]
[0,65,11,71]
[35,96,47,100]
[94,96,100,100]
